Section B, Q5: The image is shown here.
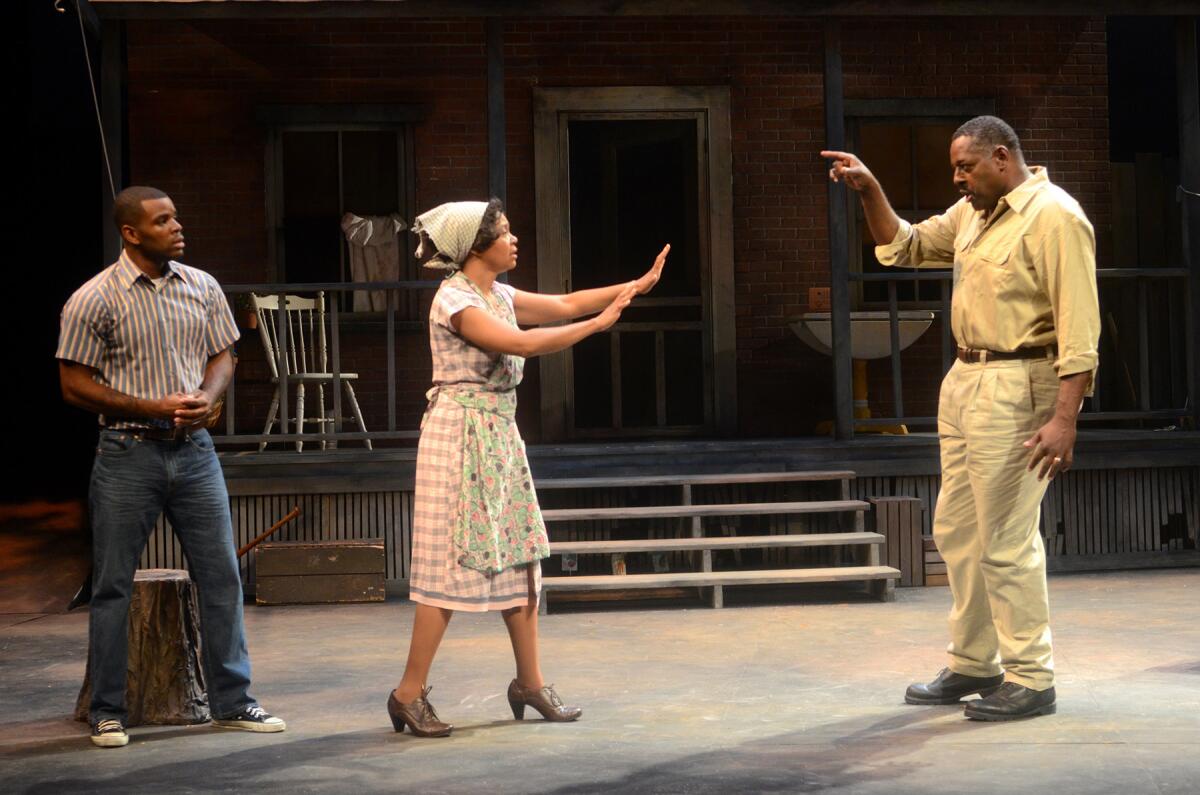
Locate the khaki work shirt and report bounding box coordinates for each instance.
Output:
[876,167,1100,392]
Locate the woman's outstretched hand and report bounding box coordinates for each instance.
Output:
[634,244,671,295]
[595,283,638,331]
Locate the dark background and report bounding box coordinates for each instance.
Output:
[7,2,1187,503]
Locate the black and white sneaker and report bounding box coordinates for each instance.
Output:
[91,718,129,748]
[212,705,286,733]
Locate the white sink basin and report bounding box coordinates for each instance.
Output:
[788,311,935,360]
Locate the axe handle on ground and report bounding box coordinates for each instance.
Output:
[237,506,301,558]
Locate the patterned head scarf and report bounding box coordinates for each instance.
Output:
[412,201,490,271]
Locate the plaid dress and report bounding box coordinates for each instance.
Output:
[408,274,544,611]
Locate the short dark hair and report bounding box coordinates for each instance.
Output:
[470,197,506,253]
[952,116,1023,159]
[113,186,169,230]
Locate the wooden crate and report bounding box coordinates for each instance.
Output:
[924,537,949,586]
[255,538,386,605]
[868,496,925,586]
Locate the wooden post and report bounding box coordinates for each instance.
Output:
[99,19,126,261]
[1177,17,1200,429]
[824,19,854,440]
[487,18,506,205]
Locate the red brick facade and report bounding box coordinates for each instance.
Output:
[124,15,1109,441]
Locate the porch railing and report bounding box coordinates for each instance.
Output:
[843,268,1195,432]
[217,280,439,449]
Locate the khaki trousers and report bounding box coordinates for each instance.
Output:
[933,356,1060,690]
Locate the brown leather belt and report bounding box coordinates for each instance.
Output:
[955,346,1055,364]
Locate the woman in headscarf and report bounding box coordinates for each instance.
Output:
[387,199,668,737]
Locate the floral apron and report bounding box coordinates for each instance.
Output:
[428,273,550,574]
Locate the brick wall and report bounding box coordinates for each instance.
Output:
[123,14,1109,441]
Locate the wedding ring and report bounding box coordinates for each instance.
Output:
[1052,457,1063,463]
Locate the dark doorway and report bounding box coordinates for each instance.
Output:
[567,119,706,434]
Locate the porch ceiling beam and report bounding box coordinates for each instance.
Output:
[89,1,1200,20]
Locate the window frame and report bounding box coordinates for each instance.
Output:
[260,105,421,312]
[844,99,995,310]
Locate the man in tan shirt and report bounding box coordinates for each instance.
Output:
[823,116,1100,721]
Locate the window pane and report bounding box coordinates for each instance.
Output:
[573,334,613,429]
[916,123,962,210]
[664,331,704,426]
[859,124,912,207]
[343,131,400,217]
[619,332,656,428]
[282,131,340,284]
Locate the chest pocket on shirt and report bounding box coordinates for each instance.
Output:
[972,247,1019,300]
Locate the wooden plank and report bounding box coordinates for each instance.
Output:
[91,1,1200,20]
[256,573,385,605]
[542,500,868,522]
[907,498,924,586]
[550,532,885,555]
[824,19,853,441]
[486,17,506,204]
[535,471,857,490]
[1179,17,1200,430]
[1046,550,1200,572]
[542,565,900,591]
[1149,468,1162,550]
[99,20,125,261]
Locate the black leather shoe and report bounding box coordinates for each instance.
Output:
[905,667,1005,705]
[964,682,1056,721]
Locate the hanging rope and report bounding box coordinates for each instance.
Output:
[60,0,117,199]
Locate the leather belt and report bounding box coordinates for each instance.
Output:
[955,346,1056,364]
[103,426,193,441]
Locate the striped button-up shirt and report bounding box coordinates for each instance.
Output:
[56,251,240,429]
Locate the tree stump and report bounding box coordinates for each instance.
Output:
[75,569,211,726]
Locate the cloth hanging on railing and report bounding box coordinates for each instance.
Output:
[340,213,407,311]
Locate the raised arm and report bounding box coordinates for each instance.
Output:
[455,284,637,358]
[821,149,958,268]
[821,150,902,244]
[513,244,669,325]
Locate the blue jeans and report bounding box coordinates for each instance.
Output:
[88,428,255,724]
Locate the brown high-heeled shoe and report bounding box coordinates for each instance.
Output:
[506,679,582,722]
[387,686,452,737]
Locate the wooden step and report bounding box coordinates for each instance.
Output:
[542,565,900,591]
[550,532,883,555]
[541,499,868,522]
[535,470,856,490]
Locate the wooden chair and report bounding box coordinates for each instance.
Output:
[252,292,371,452]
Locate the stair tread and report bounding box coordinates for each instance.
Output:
[536,471,856,490]
[542,500,868,521]
[551,532,883,554]
[542,566,901,590]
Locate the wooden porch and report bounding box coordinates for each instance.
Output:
[127,432,1200,600]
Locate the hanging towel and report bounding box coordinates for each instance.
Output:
[341,212,407,311]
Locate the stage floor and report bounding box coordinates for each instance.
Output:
[2,571,1196,794]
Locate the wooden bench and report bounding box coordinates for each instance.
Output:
[534,471,900,612]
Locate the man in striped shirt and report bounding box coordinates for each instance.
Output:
[58,186,285,747]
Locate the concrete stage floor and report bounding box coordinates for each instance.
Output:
[1,570,1196,795]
